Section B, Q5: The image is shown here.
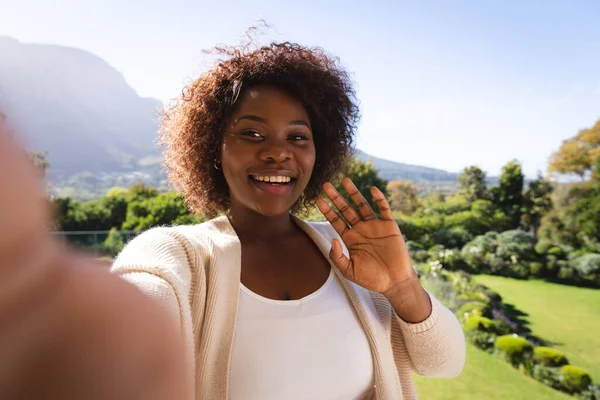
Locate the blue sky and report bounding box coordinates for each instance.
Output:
[1,0,599,178]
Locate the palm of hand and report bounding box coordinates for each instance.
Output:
[317,178,415,295]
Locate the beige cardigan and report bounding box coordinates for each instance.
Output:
[111,215,465,399]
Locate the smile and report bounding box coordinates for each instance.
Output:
[248,175,296,196]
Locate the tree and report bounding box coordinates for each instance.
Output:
[386,180,420,215]
[548,119,600,179]
[521,173,554,238]
[334,157,388,216]
[29,151,49,178]
[458,166,488,203]
[491,160,524,229]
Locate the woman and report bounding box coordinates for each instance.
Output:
[111,42,465,399]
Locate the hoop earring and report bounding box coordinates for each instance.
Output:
[214,159,222,171]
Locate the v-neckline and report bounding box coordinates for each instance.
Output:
[207,214,395,399]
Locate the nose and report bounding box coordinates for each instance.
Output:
[258,138,292,163]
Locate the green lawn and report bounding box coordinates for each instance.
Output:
[414,343,571,400]
[474,275,600,381]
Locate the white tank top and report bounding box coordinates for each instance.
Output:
[229,269,375,400]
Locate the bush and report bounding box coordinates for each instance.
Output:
[464,316,495,332]
[496,230,537,261]
[579,383,600,400]
[445,211,488,237]
[433,227,473,249]
[558,266,576,282]
[533,346,569,367]
[102,228,126,257]
[494,335,533,368]
[548,246,566,258]
[507,263,531,279]
[459,301,492,319]
[571,253,600,286]
[465,330,496,351]
[560,365,592,394]
[532,364,563,390]
[546,254,559,276]
[396,217,428,242]
[535,239,554,255]
[529,262,545,277]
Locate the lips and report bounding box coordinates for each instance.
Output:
[248,175,296,196]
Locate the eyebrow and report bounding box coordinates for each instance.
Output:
[233,114,311,128]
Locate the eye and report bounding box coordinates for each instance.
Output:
[289,134,310,141]
[241,130,263,139]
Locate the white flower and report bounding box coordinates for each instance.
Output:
[469,246,480,254]
[511,255,518,264]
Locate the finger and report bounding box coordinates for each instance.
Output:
[322,181,362,226]
[341,177,377,221]
[316,198,349,237]
[370,186,394,221]
[329,239,354,280]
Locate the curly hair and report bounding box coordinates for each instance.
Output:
[159,41,360,217]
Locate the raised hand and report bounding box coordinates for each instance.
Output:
[316,177,415,293]
[317,177,431,323]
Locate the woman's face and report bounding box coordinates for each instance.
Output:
[220,85,316,217]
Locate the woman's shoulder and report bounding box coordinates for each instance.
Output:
[111,216,229,274]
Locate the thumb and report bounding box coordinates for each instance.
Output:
[329,239,353,279]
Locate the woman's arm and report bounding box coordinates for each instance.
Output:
[0,122,189,399]
[390,283,466,378]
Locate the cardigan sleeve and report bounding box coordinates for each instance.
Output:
[395,291,466,377]
[110,227,198,373]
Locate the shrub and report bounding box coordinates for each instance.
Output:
[484,254,504,275]
[558,266,576,282]
[535,239,554,255]
[459,301,492,319]
[433,227,473,249]
[102,228,126,257]
[560,365,592,394]
[546,254,559,276]
[533,346,569,367]
[529,262,545,277]
[496,230,537,261]
[579,383,600,400]
[507,263,530,279]
[396,217,428,242]
[445,211,488,236]
[494,335,533,368]
[571,253,600,286]
[466,330,496,351]
[548,246,566,258]
[532,365,563,390]
[464,316,495,332]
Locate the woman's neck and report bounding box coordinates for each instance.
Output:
[226,207,298,242]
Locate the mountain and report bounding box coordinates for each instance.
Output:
[0,36,471,199]
[354,149,459,182]
[0,36,162,180]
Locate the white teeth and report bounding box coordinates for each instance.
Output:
[252,175,292,183]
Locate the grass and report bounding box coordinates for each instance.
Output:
[414,342,571,400]
[473,275,600,381]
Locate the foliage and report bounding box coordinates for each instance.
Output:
[458,166,489,203]
[386,180,420,215]
[522,173,554,237]
[570,254,600,286]
[533,347,569,367]
[433,226,473,249]
[458,301,492,319]
[491,160,525,229]
[335,158,388,215]
[548,119,600,179]
[560,365,593,394]
[494,335,533,368]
